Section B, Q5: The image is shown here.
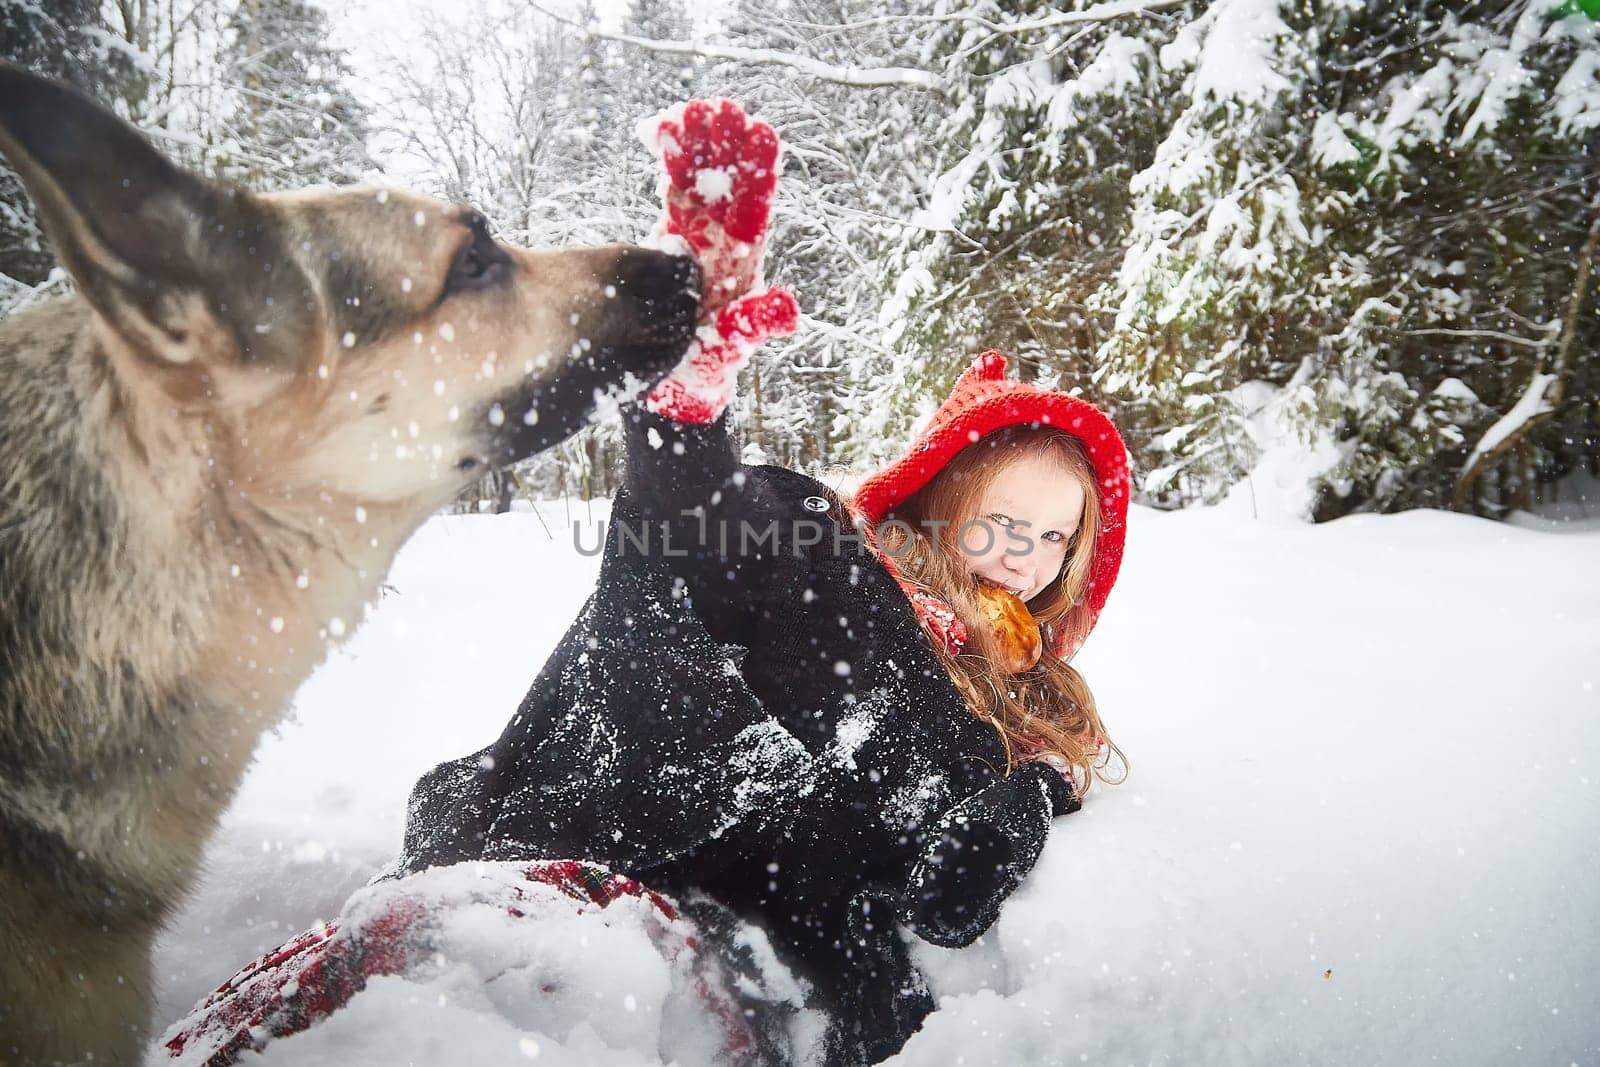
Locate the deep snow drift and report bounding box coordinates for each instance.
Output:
[149,493,1600,1064]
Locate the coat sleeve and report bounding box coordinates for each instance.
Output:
[618,402,774,642]
[619,402,741,550]
[895,762,1080,948]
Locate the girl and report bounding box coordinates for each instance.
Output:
[164,101,1130,1067]
[395,103,1131,1062]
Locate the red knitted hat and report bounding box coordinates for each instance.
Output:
[852,351,1131,660]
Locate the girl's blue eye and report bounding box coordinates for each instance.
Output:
[1042,530,1065,544]
[989,513,1012,527]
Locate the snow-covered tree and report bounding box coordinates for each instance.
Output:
[703,0,948,473]
[887,0,1598,518]
[1298,0,1600,518]
[369,0,716,507]
[7,0,1592,520]
[2,0,374,297]
[217,0,374,189]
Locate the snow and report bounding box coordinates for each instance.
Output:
[1376,58,1458,155]
[1464,371,1557,471]
[149,498,1600,1063]
[1508,469,1600,531]
[1044,33,1152,133]
[166,861,736,1067]
[1181,0,1293,109]
[1432,377,1480,404]
[1552,47,1600,138]
[693,166,736,204]
[1310,111,1362,170]
[982,59,1055,114]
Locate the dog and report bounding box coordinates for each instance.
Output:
[0,62,699,1064]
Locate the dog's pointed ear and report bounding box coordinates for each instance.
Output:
[0,62,315,368]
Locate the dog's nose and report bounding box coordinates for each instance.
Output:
[612,248,701,307]
[606,249,700,347]
[664,254,702,301]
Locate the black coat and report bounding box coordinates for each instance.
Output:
[397,405,1079,1064]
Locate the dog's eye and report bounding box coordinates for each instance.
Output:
[446,216,510,293]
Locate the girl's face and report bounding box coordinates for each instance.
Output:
[957,452,1086,603]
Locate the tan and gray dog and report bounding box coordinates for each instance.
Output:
[0,63,699,1063]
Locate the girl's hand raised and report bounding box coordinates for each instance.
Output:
[656,98,778,312]
[641,99,798,425]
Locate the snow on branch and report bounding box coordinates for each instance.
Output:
[761,0,1186,37]
[972,0,1188,35]
[1453,190,1600,509]
[1406,327,1554,351]
[529,5,942,91]
[1462,372,1559,473]
[605,34,939,91]
[530,0,1184,96]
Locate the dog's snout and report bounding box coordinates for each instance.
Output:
[613,248,702,307]
[599,247,701,350]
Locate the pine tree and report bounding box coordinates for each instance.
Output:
[885,0,1192,493]
[1296,0,1599,518]
[517,0,707,504]
[890,0,1597,519]
[217,0,374,189]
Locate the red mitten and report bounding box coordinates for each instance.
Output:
[654,98,779,310]
[645,288,799,424]
[639,98,797,424]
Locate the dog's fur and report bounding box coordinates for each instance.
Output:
[0,64,698,1063]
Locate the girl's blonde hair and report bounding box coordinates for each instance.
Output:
[868,425,1126,795]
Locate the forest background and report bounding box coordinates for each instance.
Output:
[4,0,1596,523]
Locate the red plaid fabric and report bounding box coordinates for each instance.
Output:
[162,860,755,1065]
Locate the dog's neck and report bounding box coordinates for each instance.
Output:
[37,306,425,855]
[81,312,424,667]
[22,310,435,919]
[1,299,442,956]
